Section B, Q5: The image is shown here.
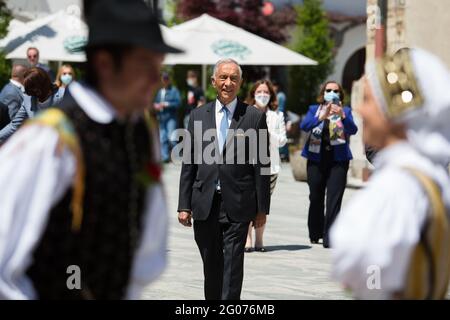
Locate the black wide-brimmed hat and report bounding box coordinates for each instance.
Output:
[86,0,182,54]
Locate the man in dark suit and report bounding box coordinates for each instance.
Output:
[0,64,27,122]
[178,58,271,300]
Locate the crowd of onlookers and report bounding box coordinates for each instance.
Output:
[0,46,330,252]
[0,46,349,253]
[152,69,291,164]
[0,47,75,144]
[0,46,348,254]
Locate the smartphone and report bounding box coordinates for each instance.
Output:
[332,97,340,104]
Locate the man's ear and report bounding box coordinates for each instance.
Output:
[211,77,216,88]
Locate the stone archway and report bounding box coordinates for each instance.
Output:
[327,23,366,93]
[342,47,366,94]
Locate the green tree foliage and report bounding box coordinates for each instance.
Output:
[164,0,184,27]
[177,0,296,44]
[288,0,334,115]
[0,1,12,87]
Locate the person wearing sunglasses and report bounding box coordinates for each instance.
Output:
[300,81,357,248]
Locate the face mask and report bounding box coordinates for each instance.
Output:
[61,74,73,85]
[186,78,196,87]
[324,91,340,103]
[255,94,270,107]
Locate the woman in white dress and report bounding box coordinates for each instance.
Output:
[244,80,287,252]
[330,48,450,299]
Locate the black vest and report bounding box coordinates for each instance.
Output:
[27,93,153,299]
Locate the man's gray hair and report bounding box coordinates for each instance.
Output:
[212,58,243,79]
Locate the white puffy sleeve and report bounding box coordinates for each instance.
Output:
[0,125,76,299]
[126,184,168,300]
[330,168,429,299]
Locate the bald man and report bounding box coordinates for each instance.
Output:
[0,64,27,121]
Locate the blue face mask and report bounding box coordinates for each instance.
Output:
[324,91,340,103]
[60,74,73,86]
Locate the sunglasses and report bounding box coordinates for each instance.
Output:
[27,55,37,58]
[325,89,340,93]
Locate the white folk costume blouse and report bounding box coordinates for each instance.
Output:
[331,48,450,300]
[330,142,450,299]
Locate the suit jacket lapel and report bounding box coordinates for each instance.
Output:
[205,101,216,131]
[204,102,221,154]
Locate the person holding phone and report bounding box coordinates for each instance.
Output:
[300,81,357,248]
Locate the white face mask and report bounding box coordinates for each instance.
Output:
[255,94,270,107]
[60,74,73,86]
[186,78,196,87]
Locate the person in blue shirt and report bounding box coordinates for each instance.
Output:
[153,71,181,162]
[300,81,357,248]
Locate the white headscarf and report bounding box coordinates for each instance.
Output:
[366,48,450,165]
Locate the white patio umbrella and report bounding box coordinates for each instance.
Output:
[162,14,317,89]
[0,14,57,51]
[3,10,87,63]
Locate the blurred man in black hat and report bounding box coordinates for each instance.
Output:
[0,0,181,299]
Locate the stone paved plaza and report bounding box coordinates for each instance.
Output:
[141,161,450,300]
[142,162,358,300]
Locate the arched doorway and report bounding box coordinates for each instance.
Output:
[342,47,366,96]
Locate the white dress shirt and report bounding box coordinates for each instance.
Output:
[0,81,168,299]
[215,97,237,135]
[214,98,237,190]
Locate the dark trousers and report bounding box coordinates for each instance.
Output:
[306,149,349,247]
[193,192,250,300]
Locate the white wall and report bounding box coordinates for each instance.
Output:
[327,24,366,84]
[6,0,81,20]
[404,0,450,68]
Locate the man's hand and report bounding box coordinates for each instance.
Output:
[178,211,192,227]
[253,212,267,228]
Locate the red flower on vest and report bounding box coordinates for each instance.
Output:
[136,161,162,187]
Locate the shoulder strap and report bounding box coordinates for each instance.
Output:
[402,167,450,299]
[25,108,85,233]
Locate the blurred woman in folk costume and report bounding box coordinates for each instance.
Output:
[331,48,450,299]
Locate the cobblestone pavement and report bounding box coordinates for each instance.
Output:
[141,162,357,300]
[141,162,450,300]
